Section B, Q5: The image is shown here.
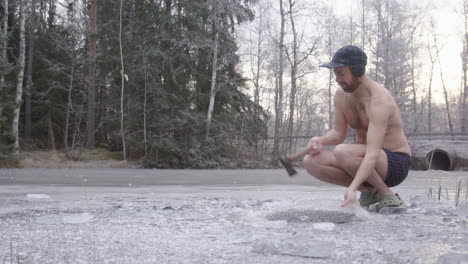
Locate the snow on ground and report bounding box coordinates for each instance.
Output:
[0,170,467,263]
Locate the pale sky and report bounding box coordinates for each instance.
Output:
[330,0,465,104]
[236,0,465,110]
[429,0,464,101]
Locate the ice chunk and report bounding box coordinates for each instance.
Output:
[36,215,63,224]
[456,202,468,221]
[378,206,408,215]
[436,253,468,264]
[26,194,51,199]
[312,222,335,231]
[248,220,287,229]
[252,239,335,258]
[266,208,354,223]
[339,203,372,220]
[243,210,288,229]
[36,213,93,224]
[264,198,371,223]
[62,213,93,224]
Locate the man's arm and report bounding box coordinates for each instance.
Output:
[343,101,390,205]
[306,92,348,155]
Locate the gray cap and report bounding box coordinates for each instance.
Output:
[320,45,367,69]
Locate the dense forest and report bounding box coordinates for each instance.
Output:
[0,0,467,168]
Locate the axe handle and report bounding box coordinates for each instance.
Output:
[287,148,310,162]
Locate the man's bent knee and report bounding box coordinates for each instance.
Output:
[333,144,364,167]
[332,144,352,161]
[303,154,328,179]
[304,154,317,171]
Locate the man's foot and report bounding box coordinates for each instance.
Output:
[359,192,381,207]
[376,193,404,212]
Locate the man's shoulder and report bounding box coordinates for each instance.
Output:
[335,87,345,95]
[370,83,396,105]
[367,94,399,123]
[369,94,395,111]
[334,88,347,102]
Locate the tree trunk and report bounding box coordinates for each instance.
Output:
[287,0,297,153]
[64,51,75,155]
[432,26,454,138]
[12,0,26,155]
[143,59,148,157]
[272,0,285,158]
[375,0,382,81]
[348,5,354,44]
[462,0,468,132]
[0,0,8,142]
[427,50,434,134]
[328,55,333,130]
[24,0,37,146]
[361,0,365,49]
[119,0,126,159]
[252,5,264,158]
[0,0,7,88]
[64,2,77,156]
[48,111,55,150]
[85,0,97,148]
[72,99,86,159]
[463,37,467,132]
[325,15,336,131]
[205,5,219,140]
[438,61,454,138]
[410,29,418,133]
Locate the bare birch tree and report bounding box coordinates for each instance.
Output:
[85,0,97,148]
[361,0,366,49]
[406,10,425,133]
[431,21,454,137]
[272,0,286,157]
[63,0,87,158]
[64,3,75,155]
[64,54,75,154]
[462,0,468,132]
[326,33,334,131]
[12,0,27,155]
[119,0,126,159]
[24,0,37,145]
[0,0,8,140]
[48,110,55,149]
[143,57,148,157]
[205,0,220,140]
[373,0,382,82]
[246,2,267,157]
[0,0,6,89]
[286,0,298,153]
[284,0,319,152]
[426,39,436,134]
[253,11,264,158]
[323,8,338,131]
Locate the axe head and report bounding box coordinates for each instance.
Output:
[279,156,297,177]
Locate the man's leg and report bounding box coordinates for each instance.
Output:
[303,149,373,192]
[332,144,393,196]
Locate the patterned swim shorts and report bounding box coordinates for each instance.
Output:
[382,149,411,187]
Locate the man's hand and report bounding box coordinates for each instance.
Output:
[306,137,323,155]
[341,188,359,207]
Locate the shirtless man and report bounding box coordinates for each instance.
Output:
[303,45,411,212]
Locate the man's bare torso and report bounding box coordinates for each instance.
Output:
[337,79,411,156]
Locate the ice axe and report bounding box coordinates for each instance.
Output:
[279,148,310,177]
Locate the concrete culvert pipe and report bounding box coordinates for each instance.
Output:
[424,149,457,171]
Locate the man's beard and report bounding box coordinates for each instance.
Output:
[340,78,359,93]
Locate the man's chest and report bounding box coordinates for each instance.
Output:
[343,100,369,129]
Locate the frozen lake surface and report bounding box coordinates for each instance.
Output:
[1,169,468,263]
